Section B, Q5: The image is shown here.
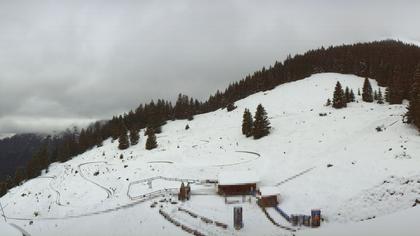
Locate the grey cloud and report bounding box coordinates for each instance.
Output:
[0,0,419,134]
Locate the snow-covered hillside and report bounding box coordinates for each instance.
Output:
[1,73,420,236]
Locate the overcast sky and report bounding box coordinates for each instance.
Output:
[0,0,419,134]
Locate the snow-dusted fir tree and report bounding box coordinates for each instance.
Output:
[145,128,158,150]
[350,89,356,102]
[345,87,351,103]
[129,126,140,145]
[362,78,374,102]
[332,81,346,108]
[242,108,253,137]
[253,104,271,139]
[118,129,130,150]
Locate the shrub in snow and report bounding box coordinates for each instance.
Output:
[325,99,331,106]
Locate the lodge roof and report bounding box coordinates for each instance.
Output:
[259,186,281,196]
[217,170,259,185]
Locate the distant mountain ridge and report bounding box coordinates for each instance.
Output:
[0,133,47,180]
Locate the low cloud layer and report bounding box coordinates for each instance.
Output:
[0,0,419,134]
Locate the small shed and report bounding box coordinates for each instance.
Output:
[178,182,190,201]
[217,171,259,196]
[258,186,281,207]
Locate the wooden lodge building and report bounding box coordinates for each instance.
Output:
[217,171,259,196]
[257,186,281,207]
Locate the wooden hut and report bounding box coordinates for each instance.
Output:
[178,182,189,201]
[258,186,281,207]
[217,171,259,196]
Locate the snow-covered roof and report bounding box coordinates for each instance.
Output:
[259,186,281,196]
[217,170,259,185]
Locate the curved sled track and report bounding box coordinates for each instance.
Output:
[127,176,216,200]
[77,161,113,198]
[211,150,261,167]
[147,161,174,164]
[234,150,261,157]
[38,176,63,206]
[2,188,178,221]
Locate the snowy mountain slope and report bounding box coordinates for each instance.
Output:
[1,73,420,236]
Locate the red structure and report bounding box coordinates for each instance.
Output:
[257,186,281,207]
[217,171,259,196]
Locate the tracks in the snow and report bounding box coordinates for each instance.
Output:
[2,189,176,221]
[260,206,296,233]
[9,223,31,236]
[38,176,63,206]
[211,150,261,167]
[127,176,216,200]
[275,167,316,186]
[77,161,113,198]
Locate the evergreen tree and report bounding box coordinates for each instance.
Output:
[374,90,378,100]
[14,167,26,186]
[350,89,355,102]
[377,88,384,104]
[345,87,351,103]
[253,104,271,139]
[144,126,154,136]
[26,144,49,178]
[406,63,420,126]
[388,66,404,104]
[358,88,361,96]
[0,182,7,197]
[385,87,390,102]
[129,126,140,146]
[242,109,253,137]
[145,129,158,150]
[332,82,346,108]
[362,78,374,102]
[118,129,130,150]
